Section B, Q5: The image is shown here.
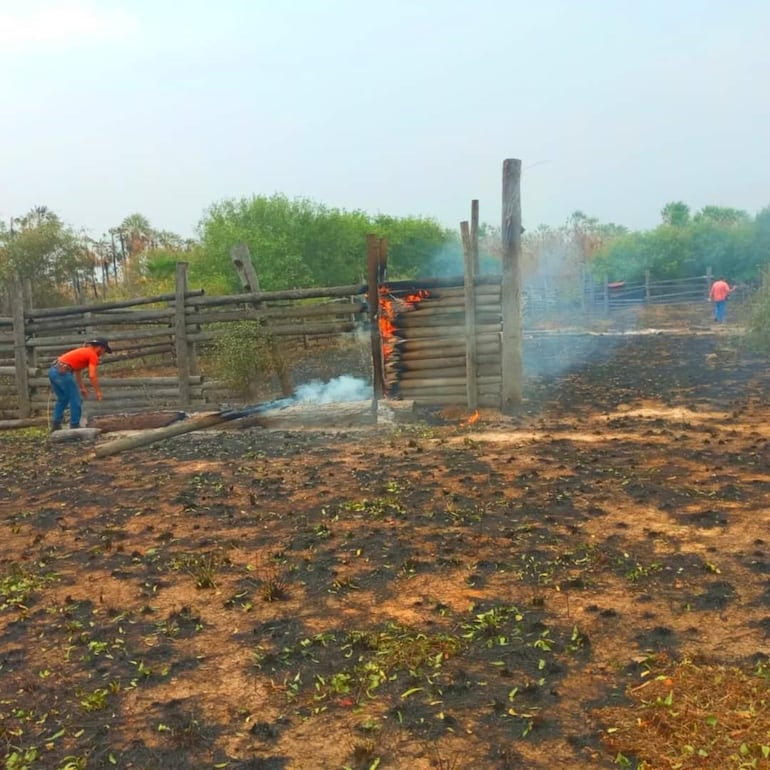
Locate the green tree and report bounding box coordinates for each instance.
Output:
[372,214,456,279]
[191,194,456,293]
[693,206,750,227]
[0,207,92,305]
[661,201,690,227]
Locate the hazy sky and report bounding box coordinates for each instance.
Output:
[2,0,769,240]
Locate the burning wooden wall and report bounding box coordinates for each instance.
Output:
[377,278,503,407]
[368,165,523,411]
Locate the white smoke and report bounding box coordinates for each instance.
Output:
[293,375,371,404]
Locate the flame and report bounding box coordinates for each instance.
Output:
[461,410,480,426]
[378,287,429,365]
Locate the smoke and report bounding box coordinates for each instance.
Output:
[424,243,464,279]
[293,375,371,404]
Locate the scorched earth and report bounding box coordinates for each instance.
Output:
[1,327,769,770]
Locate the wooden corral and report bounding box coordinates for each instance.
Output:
[0,265,368,422]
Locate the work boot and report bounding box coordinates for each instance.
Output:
[50,422,61,432]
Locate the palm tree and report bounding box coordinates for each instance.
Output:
[119,213,155,259]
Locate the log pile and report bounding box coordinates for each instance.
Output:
[380,283,503,406]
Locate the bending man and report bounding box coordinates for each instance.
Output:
[48,338,112,431]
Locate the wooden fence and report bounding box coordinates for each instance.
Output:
[0,260,725,424]
[0,263,367,423]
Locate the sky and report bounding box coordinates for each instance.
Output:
[2,0,769,240]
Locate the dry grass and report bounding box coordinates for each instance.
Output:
[597,654,770,769]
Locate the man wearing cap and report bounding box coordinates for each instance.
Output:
[48,338,112,431]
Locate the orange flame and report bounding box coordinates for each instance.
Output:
[378,287,429,364]
[461,410,480,426]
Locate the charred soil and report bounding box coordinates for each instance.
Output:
[1,327,770,770]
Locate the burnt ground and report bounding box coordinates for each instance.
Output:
[1,320,770,770]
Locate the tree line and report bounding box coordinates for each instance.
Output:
[1,195,768,311]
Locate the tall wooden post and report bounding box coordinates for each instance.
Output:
[230,243,260,292]
[460,220,478,409]
[22,278,37,369]
[11,276,31,418]
[470,199,480,274]
[501,159,523,413]
[175,262,191,407]
[367,234,385,400]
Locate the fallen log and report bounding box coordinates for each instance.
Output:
[89,411,187,432]
[409,393,501,407]
[0,417,49,430]
[225,400,378,430]
[50,428,102,443]
[93,411,231,458]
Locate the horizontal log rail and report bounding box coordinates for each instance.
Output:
[25,290,205,319]
[186,321,357,342]
[187,284,365,307]
[393,324,502,340]
[397,363,500,381]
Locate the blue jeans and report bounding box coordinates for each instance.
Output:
[714,300,727,322]
[49,366,82,428]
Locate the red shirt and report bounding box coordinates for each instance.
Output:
[58,346,101,383]
[710,280,731,302]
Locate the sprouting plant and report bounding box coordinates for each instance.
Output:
[79,687,109,712]
[532,630,552,651]
[566,625,589,654]
[253,555,290,602]
[461,606,524,647]
[4,747,40,770]
[171,551,224,589]
[0,563,56,610]
[346,738,382,770]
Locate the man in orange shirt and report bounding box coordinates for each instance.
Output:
[48,338,112,431]
[709,277,733,323]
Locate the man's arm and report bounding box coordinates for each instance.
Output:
[75,370,88,398]
[88,362,104,400]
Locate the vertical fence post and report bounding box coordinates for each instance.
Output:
[461,220,478,410]
[470,199,480,274]
[645,270,651,303]
[10,275,31,418]
[603,275,610,315]
[706,267,713,299]
[501,159,523,413]
[367,234,385,401]
[22,278,37,369]
[175,262,191,408]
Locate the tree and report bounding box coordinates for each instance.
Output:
[191,194,457,293]
[119,213,155,256]
[661,202,690,227]
[0,207,92,306]
[693,206,750,227]
[372,215,456,279]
